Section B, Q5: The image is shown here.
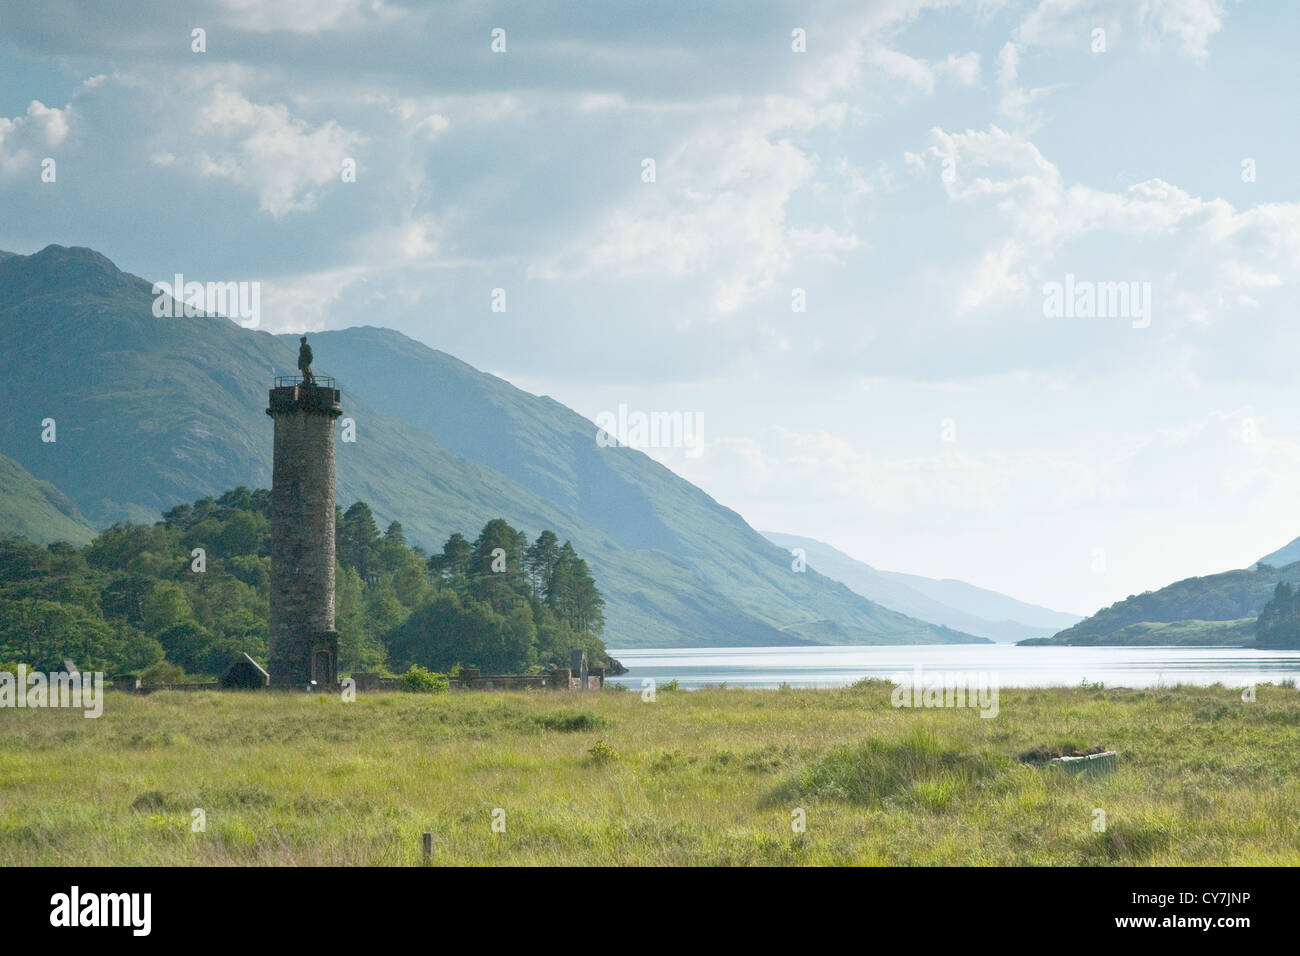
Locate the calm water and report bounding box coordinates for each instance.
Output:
[605,644,1300,690]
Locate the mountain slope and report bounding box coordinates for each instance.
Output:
[0,452,95,545]
[1257,536,1300,569]
[1021,561,1300,645]
[871,568,1080,631]
[764,531,1078,641]
[299,327,985,647]
[0,244,985,648]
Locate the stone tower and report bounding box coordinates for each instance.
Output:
[265,373,342,688]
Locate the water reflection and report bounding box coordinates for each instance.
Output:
[605,644,1300,689]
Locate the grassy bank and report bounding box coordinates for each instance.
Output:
[2,682,1298,865]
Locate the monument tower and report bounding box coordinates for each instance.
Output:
[265,336,342,688]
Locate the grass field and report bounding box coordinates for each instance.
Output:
[2,681,1298,865]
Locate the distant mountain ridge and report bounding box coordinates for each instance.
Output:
[764,532,1079,642]
[1019,560,1300,646]
[0,244,987,649]
[1257,536,1300,569]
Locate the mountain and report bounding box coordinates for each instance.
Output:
[0,452,95,545]
[870,568,1080,632]
[763,532,1079,641]
[1019,560,1300,646]
[0,244,986,649]
[1257,536,1300,569]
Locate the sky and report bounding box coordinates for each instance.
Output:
[3,0,1298,617]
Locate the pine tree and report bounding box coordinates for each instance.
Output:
[428,532,473,580]
[547,541,605,636]
[337,502,381,579]
[524,530,560,600]
[470,519,529,611]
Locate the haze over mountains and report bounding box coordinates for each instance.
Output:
[764,532,1080,642]
[0,244,986,649]
[761,527,1300,649]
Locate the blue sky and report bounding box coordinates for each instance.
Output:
[3,0,1297,616]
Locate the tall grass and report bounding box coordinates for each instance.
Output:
[1,682,1297,865]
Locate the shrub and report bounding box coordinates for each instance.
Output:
[775,730,998,806]
[140,660,186,686]
[399,664,449,694]
[587,740,618,764]
[850,676,895,690]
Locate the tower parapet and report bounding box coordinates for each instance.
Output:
[265,375,342,688]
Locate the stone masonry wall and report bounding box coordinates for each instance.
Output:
[267,387,340,686]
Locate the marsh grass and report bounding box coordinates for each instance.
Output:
[1,681,1298,865]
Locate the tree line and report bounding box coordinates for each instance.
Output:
[0,487,612,681]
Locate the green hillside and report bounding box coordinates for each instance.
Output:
[0,452,95,546]
[1019,561,1300,646]
[1021,618,1256,647]
[0,245,982,648]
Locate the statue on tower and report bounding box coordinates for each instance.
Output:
[298,335,315,386]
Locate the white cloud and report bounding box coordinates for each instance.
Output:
[0,100,72,178]
[937,51,983,85]
[909,124,1300,322]
[957,239,1030,314]
[258,264,370,333]
[867,46,981,95]
[994,40,1052,131]
[1138,0,1226,61]
[194,86,366,217]
[392,99,450,140]
[528,101,856,315]
[1000,0,1226,130]
[869,45,940,94]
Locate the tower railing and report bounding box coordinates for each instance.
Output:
[274,375,336,389]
